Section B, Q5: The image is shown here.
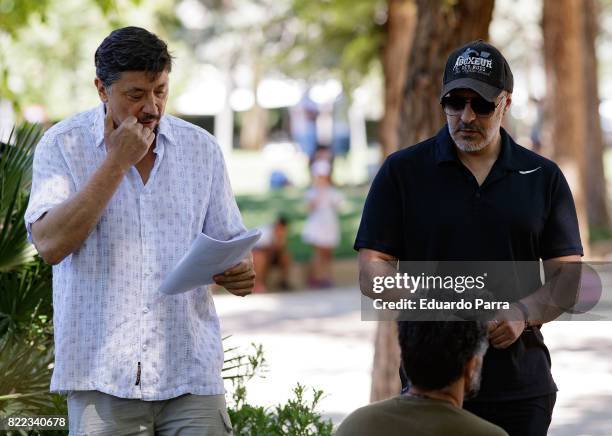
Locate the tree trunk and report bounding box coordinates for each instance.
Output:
[370,0,495,403]
[542,0,590,253]
[240,103,268,150]
[397,0,495,148]
[378,0,417,158]
[240,61,268,150]
[582,0,609,230]
[370,321,402,402]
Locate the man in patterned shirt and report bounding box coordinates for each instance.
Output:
[24,27,253,435]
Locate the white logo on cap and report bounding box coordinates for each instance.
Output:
[453,48,494,75]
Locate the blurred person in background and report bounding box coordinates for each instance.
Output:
[331,93,351,156]
[335,321,508,436]
[24,26,254,435]
[252,215,292,293]
[309,144,335,168]
[269,169,291,190]
[290,90,319,158]
[302,158,344,288]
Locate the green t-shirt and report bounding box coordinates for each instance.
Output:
[335,395,508,436]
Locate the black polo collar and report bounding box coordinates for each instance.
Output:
[434,125,522,171]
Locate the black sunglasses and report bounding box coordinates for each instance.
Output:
[441,95,503,117]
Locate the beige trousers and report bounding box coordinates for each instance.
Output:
[67,390,233,436]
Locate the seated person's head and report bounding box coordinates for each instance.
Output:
[273,215,289,236]
[398,321,488,399]
[275,215,289,227]
[334,320,506,436]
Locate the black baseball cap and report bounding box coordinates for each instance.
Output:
[440,40,513,102]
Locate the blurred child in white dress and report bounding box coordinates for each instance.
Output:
[302,159,344,288]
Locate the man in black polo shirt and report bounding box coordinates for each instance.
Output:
[355,40,583,436]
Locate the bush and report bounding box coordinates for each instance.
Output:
[0,123,68,434]
[228,383,334,436]
[224,340,334,436]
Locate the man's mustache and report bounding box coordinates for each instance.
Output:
[139,115,160,123]
[455,122,483,134]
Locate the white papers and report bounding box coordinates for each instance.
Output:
[158,229,262,295]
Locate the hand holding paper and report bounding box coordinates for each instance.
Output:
[213,254,255,297]
[158,229,261,295]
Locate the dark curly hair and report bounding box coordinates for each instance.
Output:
[95,26,173,89]
[397,321,488,390]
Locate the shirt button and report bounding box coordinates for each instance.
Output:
[143,307,149,314]
[143,344,147,351]
[475,192,481,198]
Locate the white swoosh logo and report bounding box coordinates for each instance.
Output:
[519,167,541,175]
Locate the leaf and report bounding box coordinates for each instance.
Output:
[0,334,60,416]
[0,259,52,338]
[0,123,43,272]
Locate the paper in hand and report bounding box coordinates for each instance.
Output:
[158,229,262,295]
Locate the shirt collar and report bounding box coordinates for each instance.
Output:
[434,124,520,171]
[91,103,175,147]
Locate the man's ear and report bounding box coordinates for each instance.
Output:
[94,78,109,103]
[503,92,512,115]
[463,355,479,384]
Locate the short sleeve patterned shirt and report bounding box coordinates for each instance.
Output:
[24,104,246,400]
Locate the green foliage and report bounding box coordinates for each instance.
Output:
[0,0,140,35]
[180,0,385,94]
[0,0,51,37]
[0,333,66,417]
[281,0,386,89]
[0,122,64,433]
[223,339,333,435]
[223,340,268,382]
[0,260,52,338]
[0,124,42,271]
[228,384,334,436]
[589,225,612,242]
[0,0,161,117]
